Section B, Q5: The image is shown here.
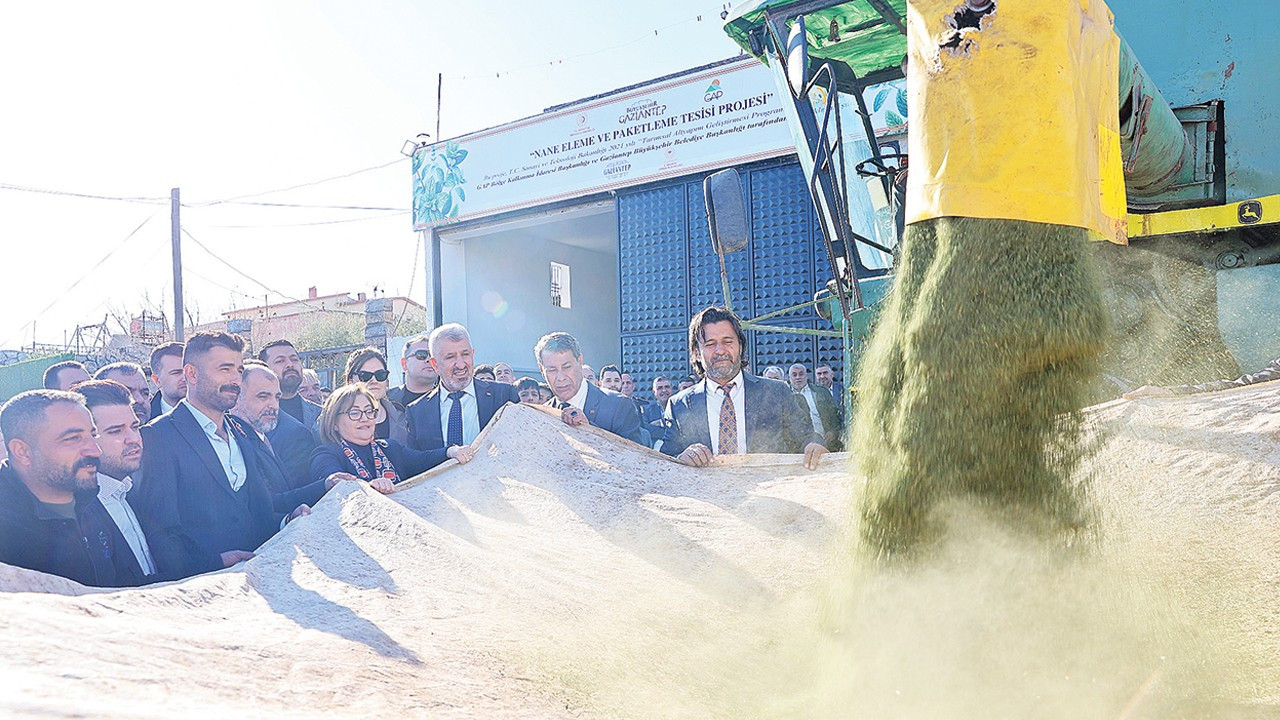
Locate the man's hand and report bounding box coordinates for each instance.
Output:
[286,504,311,524]
[370,477,396,494]
[802,442,829,470]
[324,472,361,491]
[220,550,255,568]
[447,445,475,464]
[1124,385,1176,400]
[676,443,714,467]
[561,407,589,427]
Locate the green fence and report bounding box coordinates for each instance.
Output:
[0,353,73,404]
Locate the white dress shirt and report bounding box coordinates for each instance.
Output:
[438,380,482,445]
[96,473,157,576]
[798,385,825,434]
[703,376,746,455]
[183,400,247,491]
[159,396,177,416]
[565,380,590,410]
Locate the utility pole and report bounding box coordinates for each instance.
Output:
[171,188,184,341]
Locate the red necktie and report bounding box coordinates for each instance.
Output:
[718,382,738,455]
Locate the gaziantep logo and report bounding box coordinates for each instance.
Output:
[704,79,723,103]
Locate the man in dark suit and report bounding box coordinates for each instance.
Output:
[232,362,330,512]
[136,332,310,579]
[407,323,520,453]
[788,363,843,451]
[148,342,187,419]
[388,333,439,407]
[536,332,645,445]
[814,361,845,431]
[259,339,321,429]
[663,307,828,469]
[0,390,143,587]
[640,375,675,450]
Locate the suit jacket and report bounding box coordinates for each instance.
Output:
[135,403,282,578]
[280,395,323,431]
[661,373,822,457]
[252,429,327,513]
[264,409,318,487]
[0,463,146,587]
[406,378,520,452]
[549,383,646,446]
[801,382,843,450]
[640,399,672,446]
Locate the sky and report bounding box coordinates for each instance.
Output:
[0,0,742,350]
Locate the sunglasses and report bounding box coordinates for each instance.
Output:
[353,369,390,382]
[345,407,379,421]
[409,350,431,361]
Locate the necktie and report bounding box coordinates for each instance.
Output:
[446,391,465,447]
[718,382,738,455]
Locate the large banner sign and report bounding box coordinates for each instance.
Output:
[412,58,795,229]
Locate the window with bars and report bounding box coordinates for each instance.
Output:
[550,261,571,309]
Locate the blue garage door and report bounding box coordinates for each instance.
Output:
[618,158,846,399]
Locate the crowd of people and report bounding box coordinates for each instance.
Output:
[0,305,848,588]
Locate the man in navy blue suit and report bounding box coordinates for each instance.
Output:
[407,323,520,453]
[536,332,645,445]
[135,332,310,579]
[663,307,828,469]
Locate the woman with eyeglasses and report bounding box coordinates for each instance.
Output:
[310,383,474,494]
[341,346,410,444]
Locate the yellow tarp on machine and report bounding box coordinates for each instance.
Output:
[905,0,1128,244]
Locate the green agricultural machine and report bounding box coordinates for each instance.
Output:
[703,0,1280,415]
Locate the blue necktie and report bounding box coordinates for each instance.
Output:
[446,391,465,447]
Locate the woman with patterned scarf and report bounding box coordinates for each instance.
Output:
[310,383,474,494]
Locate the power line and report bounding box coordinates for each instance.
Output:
[0,182,169,205]
[179,226,365,316]
[204,200,409,211]
[390,232,424,337]
[206,210,410,229]
[0,213,158,348]
[186,158,408,207]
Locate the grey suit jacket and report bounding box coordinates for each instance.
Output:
[549,383,646,446]
[661,373,821,457]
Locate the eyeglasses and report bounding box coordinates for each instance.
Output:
[354,369,389,382]
[345,407,379,420]
[409,350,431,361]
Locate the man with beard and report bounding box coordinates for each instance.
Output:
[74,380,160,584]
[259,339,320,429]
[388,334,438,407]
[0,390,141,586]
[148,342,187,419]
[407,323,519,453]
[663,307,827,469]
[232,363,329,513]
[94,362,152,425]
[642,375,675,451]
[536,332,644,445]
[136,332,310,579]
[298,369,324,405]
[599,365,623,393]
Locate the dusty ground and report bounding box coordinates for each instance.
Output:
[0,389,1275,718]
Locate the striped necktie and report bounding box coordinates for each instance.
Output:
[717,382,738,455]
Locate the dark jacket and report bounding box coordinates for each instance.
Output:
[0,462,146,587]
[549,383,646,446]
[252,427,327,514]
[640,399,673,446]
[377,397,411,446]
[797,382,843,450]
[264,409,318,488]
[662,373,822,457]
[387,384,434,408]
[135,403,282,578]
[309,439,449,486]
[406,378,520,452]
[1170,357,1280,395]
[280,394,323,430]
